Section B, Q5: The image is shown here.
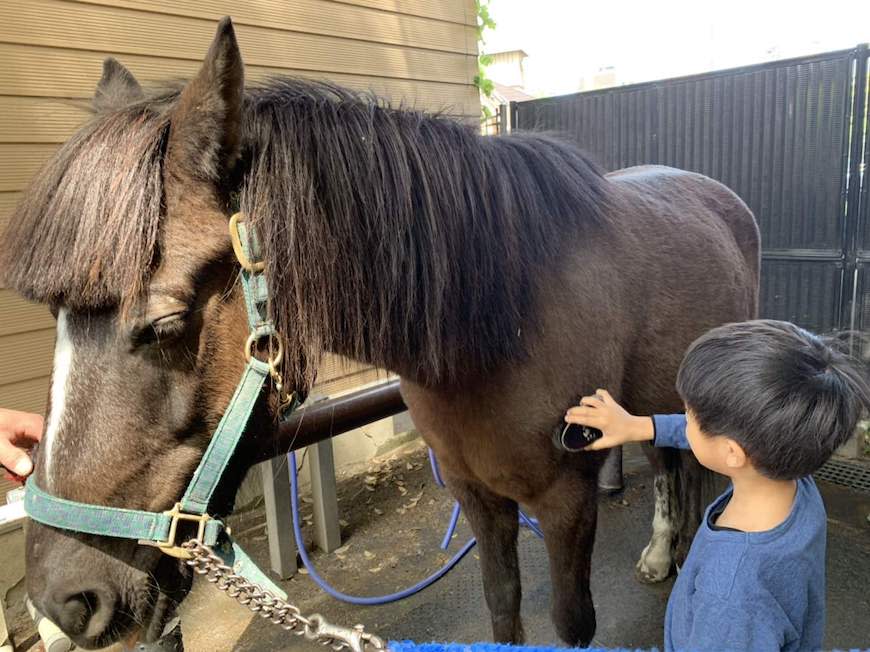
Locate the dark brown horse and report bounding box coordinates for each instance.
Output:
[1,19,759,650]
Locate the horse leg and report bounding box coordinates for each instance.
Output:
[636,445,715,582]
[635,446,677,583]
[446,474,525,643]
[531,470,598,647]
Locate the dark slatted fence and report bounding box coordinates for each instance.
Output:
[512,45,870,336]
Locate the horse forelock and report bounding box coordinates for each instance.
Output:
[0,99,172,311]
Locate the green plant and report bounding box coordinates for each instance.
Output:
[474,0,496,118]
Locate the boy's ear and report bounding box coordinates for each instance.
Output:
[724,438,748,469]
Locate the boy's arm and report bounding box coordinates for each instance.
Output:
[564,390,690,451]
[651,414,690,450]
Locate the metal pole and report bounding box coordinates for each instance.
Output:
[280,380,406,452]
[260,457,297,579]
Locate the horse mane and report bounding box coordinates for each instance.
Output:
[1,76,611,387]
[242,79,611,387]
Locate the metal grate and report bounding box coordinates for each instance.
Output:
[814,457,870,494]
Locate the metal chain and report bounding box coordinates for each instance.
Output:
[182,540,386,652]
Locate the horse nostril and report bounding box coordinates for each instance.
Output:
[46,587,115,640]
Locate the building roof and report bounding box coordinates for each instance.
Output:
[492,82,535,103]
[488,49,529,59]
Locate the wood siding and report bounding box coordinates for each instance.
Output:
[0,1,479,482]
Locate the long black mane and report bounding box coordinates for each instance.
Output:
[242,79,610,386]
[1,77,611,386]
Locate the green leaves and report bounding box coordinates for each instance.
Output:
[474,0,496,103]
[474,72,495,97]
[475,0,496,117]
[475,0,496,41]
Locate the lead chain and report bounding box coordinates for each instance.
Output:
[181,540,386,652]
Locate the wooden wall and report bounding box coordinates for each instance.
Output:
[0,0,479,497]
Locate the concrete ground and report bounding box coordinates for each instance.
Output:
[5,442,869,651]
[177,443,870,651]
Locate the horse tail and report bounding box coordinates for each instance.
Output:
[670,449,724,564]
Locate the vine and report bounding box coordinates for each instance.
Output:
[473,0,497,118]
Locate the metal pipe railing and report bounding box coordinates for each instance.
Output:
[281,379,406,451]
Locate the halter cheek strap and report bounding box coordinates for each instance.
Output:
[24,214,297,600]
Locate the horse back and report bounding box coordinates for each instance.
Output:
[607,165,760,289]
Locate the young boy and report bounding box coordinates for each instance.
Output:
[565,319,870,652]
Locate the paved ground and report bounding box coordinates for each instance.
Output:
[5,442,869,651]
[177,443,870,652]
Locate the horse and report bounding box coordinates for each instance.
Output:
[0,18,759,650]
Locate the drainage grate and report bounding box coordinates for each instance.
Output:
[814,458,870,494]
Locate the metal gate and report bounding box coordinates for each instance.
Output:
[512,45,870,337]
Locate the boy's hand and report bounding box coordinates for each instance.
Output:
[0,408,43,483]
[564,389,653,451]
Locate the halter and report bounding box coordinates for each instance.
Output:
[24,213,299,599]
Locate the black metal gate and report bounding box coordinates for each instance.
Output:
[512,45,870,336]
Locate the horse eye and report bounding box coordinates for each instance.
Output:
[152,311,188,336]
[133,311,188,347]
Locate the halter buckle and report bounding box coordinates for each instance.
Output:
[229,212,266,273]
[138,503,212,559]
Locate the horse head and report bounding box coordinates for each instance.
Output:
[0,20,280,648]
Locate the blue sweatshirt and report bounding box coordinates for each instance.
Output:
[653,414,827,652]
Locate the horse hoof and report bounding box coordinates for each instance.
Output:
[491,617,525,645]
[552,605,595,647]
[634,558,672,584]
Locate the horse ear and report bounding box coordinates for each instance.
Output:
[93,58,144,111]
[168,16,245,183]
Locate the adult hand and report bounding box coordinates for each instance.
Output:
[0,408,43,482]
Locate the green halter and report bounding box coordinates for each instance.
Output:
[24,214,298,599]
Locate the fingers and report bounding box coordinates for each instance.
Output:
[582,437,611,452]
[0,435,33,477]
[596,389,616,405]
[564,407,604,427]
[0,408,44,443]
[16,411,44,441]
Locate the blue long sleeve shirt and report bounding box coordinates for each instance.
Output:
[652,414,827,652]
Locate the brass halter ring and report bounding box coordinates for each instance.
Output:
[245,329,284,369]
[244,329,296,413]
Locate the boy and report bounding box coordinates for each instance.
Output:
[565,319,870,651]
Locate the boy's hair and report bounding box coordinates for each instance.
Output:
[676,319,870,480]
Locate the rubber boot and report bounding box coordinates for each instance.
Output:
[598,445,624,493]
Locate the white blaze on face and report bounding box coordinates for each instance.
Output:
[43,308,73,490]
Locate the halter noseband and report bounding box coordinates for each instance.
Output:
[24,213,299,599]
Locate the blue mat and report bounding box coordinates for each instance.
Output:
[389,645,870,652]
[389,643,656,652]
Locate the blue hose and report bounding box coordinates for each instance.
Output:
[428,448,446,488]
[440,501,462,550]
[288,448,544,605]
[519,510,545,539]
[289,451,477,605]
